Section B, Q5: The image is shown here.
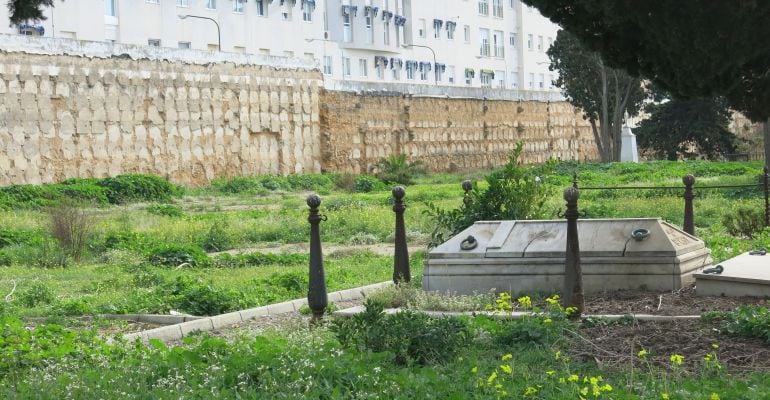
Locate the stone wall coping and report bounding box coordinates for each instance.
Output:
[0,33,318,71]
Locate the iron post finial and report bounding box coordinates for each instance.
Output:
[461,179,473,192]
[564,186,580,202]
[392,185,406,200]
[683,174,695,187]
[307,193,321,208]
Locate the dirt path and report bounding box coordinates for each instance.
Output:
[210,243,427,257]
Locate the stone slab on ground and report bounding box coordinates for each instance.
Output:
[696,252,770,297]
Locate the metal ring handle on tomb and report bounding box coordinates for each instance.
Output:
[460,235,478,251]
[631,228,651,242]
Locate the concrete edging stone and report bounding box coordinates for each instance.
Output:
[122,281,392,343]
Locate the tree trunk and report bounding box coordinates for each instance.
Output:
[599,66,611,162]
[589,119,605,162]
[764,119,770,167]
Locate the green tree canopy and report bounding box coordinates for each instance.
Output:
[7,0,55,25]
[523,0,770,163]
[548,30,646,162]
[635,97,736,161]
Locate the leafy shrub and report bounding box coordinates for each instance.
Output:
[47,201,94,261]
[17,281,57,307]
[355,175,384,193]
[201,220,235,252]
[149,244,209,268]
[165,277,245,316]
[145,203,184,217]
[286,174,335,192]
[0,228,45,248]
[712,305,770,343]
[374,154,425,185]
[53,298,94,316]
[97,174,177,204]
[332,299,471,365]
[425,143,555,247]
[102,231,155,253]
[27,240,70,269]
[722,205,765,238]
[259,175,287,191]
[211,176,267,194]
[267,271,308,293]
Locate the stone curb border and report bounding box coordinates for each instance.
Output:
[333,306,701,322]
[121,281,392,343]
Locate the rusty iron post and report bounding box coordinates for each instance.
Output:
[307,194,328,321]
[764,166,770,227]
[392,186,411,284]
[462,180,473,208]
[683,174,696,236]
[562,187,584,316]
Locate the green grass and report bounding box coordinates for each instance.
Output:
[0,160,767,320]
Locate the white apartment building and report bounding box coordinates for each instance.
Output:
[0,0,560,93]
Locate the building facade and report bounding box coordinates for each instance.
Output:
[0,0,560,94]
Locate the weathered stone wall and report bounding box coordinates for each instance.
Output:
[0,47,322,185]
[320,91,598,173]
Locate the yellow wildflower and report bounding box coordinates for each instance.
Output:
[712,343,719,349]
[670,354,684,366]
[517,295,532,308]
[546,370,555,376]
[546,295,560,305]
[487,371,498,384]
[567,374,579,383]
[554,350,561,360]
[500,364,513,374]
[710,394,720,400]
[662,393,670,399]
[471,367,477,374]
[543,318,553,324]
[637,349,648,358]
[524,386,538,396]
[501,354,513,361]
[601,384,613,392]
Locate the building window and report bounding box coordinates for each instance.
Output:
[233,0,244,13]
[509,0,514,8]
[492,0,503,17]
[538,73,545,88]
[493,30,504,57]
[383,20,390,45]
[548,74,554,89]
[464,25,470,42]
[527,34,533,50]
[256,0,266,16]
[496,70,505,88]
[178,41,191,49]
[509,32,516,47]
[343,12,352,42]
[148,39,161,47]
[465,69,474,86]
[480,70,493,87]
[478,0,489,16]
[323,56,333,75]
[104,0,116,16]
[537,35,543,51]
[528,73,534,88]
[282,9,292,20]
[376,66,384,79]
[343,57,351,76]
[418,19,426,38]
[547,36,553,49]
[433,19,441,39]
[284,50,294,58]
[435,67,444,82]
[176,0,189,7]
[511,71,518,88]
[366,15,373,43]
[392,66,400,80]
[420,66,429,81]
[448,66,455,84]
[359,59,368,77]
[479,28,490,57]
[406,63,416,80]
[447,22,455,40]
[206,0,216,9]
[302,1,313,21]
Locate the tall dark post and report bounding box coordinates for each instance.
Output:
[764,166,770,227]
[462,180,473,208]
[682,174,696,236]
[392,186,411,284]
[562,187,584,316]
[307,194,328,321]
[572,173,578,189]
